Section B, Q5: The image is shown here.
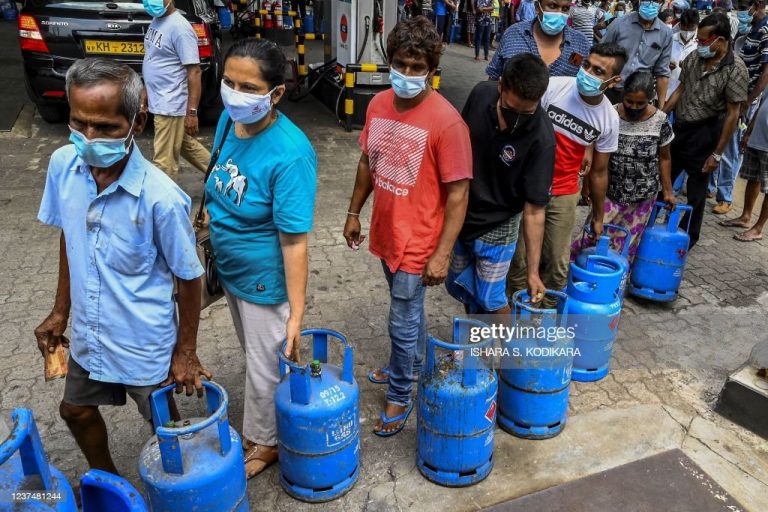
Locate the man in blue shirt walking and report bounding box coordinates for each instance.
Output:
[34,58,210,476]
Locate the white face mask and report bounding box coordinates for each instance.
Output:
[680,29,696,42]
[220,81,277,124]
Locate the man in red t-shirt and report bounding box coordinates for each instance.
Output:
[343,16,472,437]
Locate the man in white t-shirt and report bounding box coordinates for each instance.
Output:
[508,43,625,307]
[670,9,699,83]
[142,0,210,181]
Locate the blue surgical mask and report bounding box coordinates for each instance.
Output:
[638,1,660,21]
[576,67,614,97]
[68,117,136,169]
[539,11,568,35]
[143,0,169,17]
[220,81,276,124]
[616,10,625,17]
[389,68,428,99]
[737,10,753,33]
[697,37,720,59]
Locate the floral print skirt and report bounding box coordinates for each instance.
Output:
[570,197,656,266]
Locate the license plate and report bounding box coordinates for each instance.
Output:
[84,40,144,55]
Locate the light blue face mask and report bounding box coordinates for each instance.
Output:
[616,10,625,17]
[143,0,169,18]
[389,67,428,99]
[576,67,614,97]
[539,10,568,35]
[69,117,136,169]
[737,10,753,33]
[697,37,720,59]
[638,1,660,21]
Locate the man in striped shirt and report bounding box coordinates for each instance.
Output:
[570,0,603,44]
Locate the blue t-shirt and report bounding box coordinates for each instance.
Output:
[143,11,200,116]
[206,112,317,304]
[435,0,447,16]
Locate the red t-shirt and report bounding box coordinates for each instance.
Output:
[360,89,472,274]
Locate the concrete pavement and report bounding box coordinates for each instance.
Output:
[1,33,767,511]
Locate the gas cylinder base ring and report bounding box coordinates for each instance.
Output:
[571,365,610,382]
[279,466,359,503]
[497,415,567,440]
[627,285,679,303]
[416,456,494,487]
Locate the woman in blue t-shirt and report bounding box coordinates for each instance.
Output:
[205,39,317,479]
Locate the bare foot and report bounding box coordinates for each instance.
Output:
[734,228,763,242]
[719,217,751,228]
[373,403,409,435]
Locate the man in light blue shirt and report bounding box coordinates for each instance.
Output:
[142,0,210,181]
[34,58,210,476]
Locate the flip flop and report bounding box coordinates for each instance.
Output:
[719,219,751,228]
[368,366,390,384]
[368,366,420,384]
[734,232,763,242]
[374,402,414,438]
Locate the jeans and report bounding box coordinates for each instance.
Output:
[382,261,427,406]
[436,14,447,39]
[712,102,757,203]
[475,23,491,58]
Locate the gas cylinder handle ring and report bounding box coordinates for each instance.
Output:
[153,381,229,439]
[278,328,350,374]
[0,408,32,465]
[512,289,569,316]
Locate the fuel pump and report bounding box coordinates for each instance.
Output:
[302,0,397,127]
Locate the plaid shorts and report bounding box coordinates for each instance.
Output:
[741,147,768,193]
[446,214,521,312]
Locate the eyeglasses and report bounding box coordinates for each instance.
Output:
[696,35,720,46]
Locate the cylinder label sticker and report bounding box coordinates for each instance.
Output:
[326,408,357,447]
[485,400,496,423]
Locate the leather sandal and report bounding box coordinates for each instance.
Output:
[244,445,278,479]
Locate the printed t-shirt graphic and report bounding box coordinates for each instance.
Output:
[541,76,620,196]
[359,89,473,274]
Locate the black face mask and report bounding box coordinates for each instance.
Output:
[623,104,647,121]
[500,105,534,133]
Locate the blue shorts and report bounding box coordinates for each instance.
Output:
[446,215,520,313]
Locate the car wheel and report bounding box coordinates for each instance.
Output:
[37,104,68,124]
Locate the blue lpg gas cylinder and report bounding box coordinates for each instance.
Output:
[567,254,623,382]
[629,202,693,302]
[80,470,147,512]
[498,290,574,439]
[575,223,631,296]
[138,382,247,512]
[417,318,498,487]
[0,409,77,512]
[275,329,360,502]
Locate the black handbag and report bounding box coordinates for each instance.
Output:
[194,117,233,309]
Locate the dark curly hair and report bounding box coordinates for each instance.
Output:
[386,16,442,71]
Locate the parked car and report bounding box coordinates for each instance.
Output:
[17,0,223,124]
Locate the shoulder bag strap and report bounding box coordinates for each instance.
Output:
[194,116,234,229]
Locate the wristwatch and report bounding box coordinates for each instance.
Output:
[712,153,722,162]
[187,108,198,117]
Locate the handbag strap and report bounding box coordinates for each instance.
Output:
[195,116,234,229]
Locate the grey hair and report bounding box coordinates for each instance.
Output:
[65,58,144,122]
